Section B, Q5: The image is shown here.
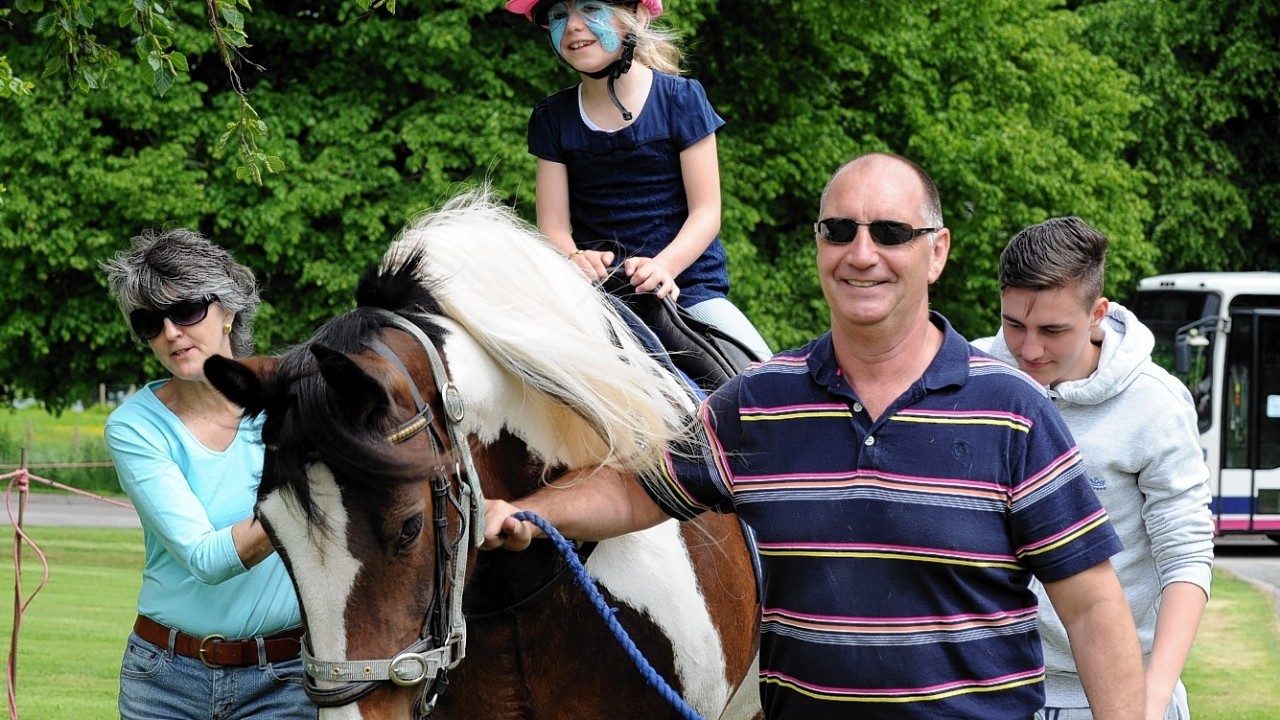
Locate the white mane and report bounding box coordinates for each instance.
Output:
[382,187,696,476]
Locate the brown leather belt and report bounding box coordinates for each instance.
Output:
[133,615,303,668]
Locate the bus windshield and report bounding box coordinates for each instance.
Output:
[1130,290,1220,433]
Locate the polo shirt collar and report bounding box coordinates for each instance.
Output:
[924,311,972,391]
[806,312,971,395]
[804,332,842,397]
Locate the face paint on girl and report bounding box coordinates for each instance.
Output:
[547,1,622,59]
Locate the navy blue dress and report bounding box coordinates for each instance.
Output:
[527,71,728,307]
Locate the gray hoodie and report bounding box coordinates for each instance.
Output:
[976,302,1215,708]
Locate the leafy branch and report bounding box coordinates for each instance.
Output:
[25,0,120,91]
[3,0,396,184]
[0,56,31,202]
[0,56,34,99]
[204,0,282,183]
[119,0,188,97]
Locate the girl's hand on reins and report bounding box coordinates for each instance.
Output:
[570,248,615,281]
[623,256,680,301]
[481,499,541,551]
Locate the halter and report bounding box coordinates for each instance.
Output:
[297,309,486,718]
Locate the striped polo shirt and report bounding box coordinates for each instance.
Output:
[646,313,1121,720]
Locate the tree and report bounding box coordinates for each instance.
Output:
[1077,0,1280,273]
[698,0,1152,346]
[0,0,1205,409]
[1,0,400,183]
[1,0,550,410]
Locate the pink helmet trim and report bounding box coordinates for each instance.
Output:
[505,0,664,22]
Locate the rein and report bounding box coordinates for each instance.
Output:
[297,309,486,717]
[513,511,707,720]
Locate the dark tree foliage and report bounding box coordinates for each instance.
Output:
[1077,0,1280,275]
[0,0,1272,410]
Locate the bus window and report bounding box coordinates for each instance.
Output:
[1258,313,1280,470]
[1224,363,1248,469]
[1224,305,1280,472]
[1131,290,1219,433]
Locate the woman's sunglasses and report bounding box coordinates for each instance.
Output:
[814,218,940,247]
[129,295,219,340]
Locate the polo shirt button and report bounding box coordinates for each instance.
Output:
[864,436,875,446]
[852,402,864,413]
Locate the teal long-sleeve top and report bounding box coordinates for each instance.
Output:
[105,380,301,638]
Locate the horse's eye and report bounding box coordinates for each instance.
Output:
[397,514,424,554]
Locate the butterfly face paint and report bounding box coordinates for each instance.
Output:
[546,1,622,60]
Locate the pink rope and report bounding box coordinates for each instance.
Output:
[3,470,133,511]
[1,462,113,470]
[0,469,135,719]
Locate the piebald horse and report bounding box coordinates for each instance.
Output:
[205,190,761,720]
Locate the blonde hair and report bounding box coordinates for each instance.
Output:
[619,9,682,75]
[383,186,696,476]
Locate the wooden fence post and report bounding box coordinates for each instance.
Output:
[8,448,29,718]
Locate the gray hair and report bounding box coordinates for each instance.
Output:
[100,228,260,357]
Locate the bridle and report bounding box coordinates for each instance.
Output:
[297,308,486,718]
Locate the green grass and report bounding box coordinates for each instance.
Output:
[1186,569,1280,719]
[1,405,119,496]
[0,527,1275,719]
[0,527,142,720]
[0,405,111,462]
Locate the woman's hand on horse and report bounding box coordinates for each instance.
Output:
[570,249,615,281]
[623,256,680,301]
[481,499,541,551]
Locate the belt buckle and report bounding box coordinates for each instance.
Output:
[198,634,226,669]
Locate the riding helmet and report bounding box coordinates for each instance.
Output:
[505,0,663,25]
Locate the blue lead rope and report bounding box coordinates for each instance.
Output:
[511,511,706,720]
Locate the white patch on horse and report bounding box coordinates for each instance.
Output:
[259,465,362,706]
[588,520,732,717]
[434,317,736,712]
[436,317,576,463]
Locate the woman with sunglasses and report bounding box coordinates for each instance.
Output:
[100,229,313,720]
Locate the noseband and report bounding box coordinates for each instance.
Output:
[298,309,486,717]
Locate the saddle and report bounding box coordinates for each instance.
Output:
[600,271,765,395]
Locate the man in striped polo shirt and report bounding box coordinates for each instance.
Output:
[483,152,1145,719]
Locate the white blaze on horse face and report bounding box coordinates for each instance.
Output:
[258,465,362,698]
[588,520,733,717]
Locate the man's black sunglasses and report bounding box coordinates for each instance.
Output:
[814,218,940,247]
[129,295,219,340]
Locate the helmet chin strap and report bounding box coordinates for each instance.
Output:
[581,34,637,121]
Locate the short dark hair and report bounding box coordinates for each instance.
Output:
[998,216,1108,307]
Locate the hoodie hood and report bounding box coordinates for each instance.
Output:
[978,301,1153,407]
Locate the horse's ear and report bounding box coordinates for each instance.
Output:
[311,344,390,425]
[205,355,280,417]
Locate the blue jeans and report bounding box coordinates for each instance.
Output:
[119,631,315,720]
[686,296,773,361]
[1037,680,1188,720]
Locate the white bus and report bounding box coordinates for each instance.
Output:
[1132,272,1280,541]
